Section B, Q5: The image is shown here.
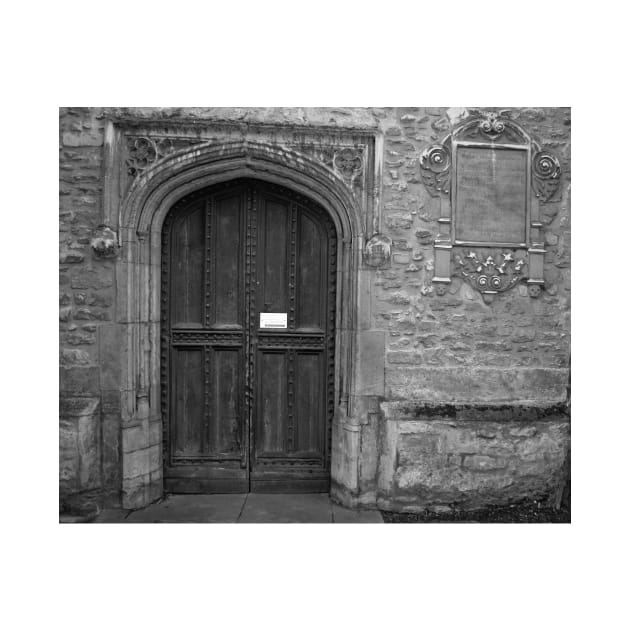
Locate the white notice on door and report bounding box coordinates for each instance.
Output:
[260,312,288,329]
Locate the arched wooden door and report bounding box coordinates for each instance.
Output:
[161,179,337,493]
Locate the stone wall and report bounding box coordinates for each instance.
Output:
[59,107,570,512]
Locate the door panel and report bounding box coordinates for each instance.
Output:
[213,194,242,328]
[297,213,326,330]
[260,197,289,313]
[294,352,323,455]
[162,179,336,493]
[171,203,204,326]
[256,351,289,457]
[172,347,204,457]
[212,347,243,456]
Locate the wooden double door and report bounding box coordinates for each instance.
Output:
[161,179,337,493]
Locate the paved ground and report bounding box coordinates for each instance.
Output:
[91,493,383,524]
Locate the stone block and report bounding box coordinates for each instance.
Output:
[149,420,162,447]
[62,131,103,147]
[462,455,507,471]
[78,413,101,488]
[148,444,162,472]
[123,448,149,480]
[60,396,100,417]
[59,418,79,492]
[122,473,151,509]
[60,366,100,395]
[60,251,85,264]
[60,348,92,366]
[71,267,114,290]
[378,415,570,511]
[122,424,149,453]
[102,414,121,488]
[386,367,569,404]
[100,389,121,414]
[98,324,122,389]
[355,331,385,396]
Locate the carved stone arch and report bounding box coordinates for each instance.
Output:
[120,140,364,243]
[110,134,370,508]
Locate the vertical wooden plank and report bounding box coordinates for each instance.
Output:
[212,348,242,454]
[297,212,325,330]
[261,198,289,313]
[172,348,204,456]
[172,203,204,326]
[294,352,323,455]
[257,352,288,456]
[214,194,242,327]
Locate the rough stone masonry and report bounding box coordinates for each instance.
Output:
[59,107,570,513]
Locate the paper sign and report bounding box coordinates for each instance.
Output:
[260,313,287,329]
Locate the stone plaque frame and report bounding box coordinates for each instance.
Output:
[420,111,561,298]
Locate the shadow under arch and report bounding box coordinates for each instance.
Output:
[115,139,368,508]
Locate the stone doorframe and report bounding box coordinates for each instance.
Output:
[104,121,384,508]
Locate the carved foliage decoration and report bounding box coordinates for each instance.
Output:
[532,150,562,201]
[420,142,451,197]
[454,250,527,294]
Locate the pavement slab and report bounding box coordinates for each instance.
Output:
[238,493,333,523]
[124,494,247,523]
[83,493,384,523]
[332,503,383,523]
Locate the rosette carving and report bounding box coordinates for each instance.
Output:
[419,144,451,197]
[125,136,177,176]
[333,148,363,178]
[532,151,561,201]
[454,251,527,295]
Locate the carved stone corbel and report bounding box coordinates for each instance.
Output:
[363,234,392,268]
[91,225,119,259]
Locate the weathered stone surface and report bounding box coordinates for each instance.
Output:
[59,397,101,500]
[376,412,569,511]
[387,367,569,403]
[60,366,99,395]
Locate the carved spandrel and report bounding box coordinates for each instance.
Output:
[333,147,364,179]
[125,135,201,177]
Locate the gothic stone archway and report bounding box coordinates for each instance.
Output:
[105,123,383,508]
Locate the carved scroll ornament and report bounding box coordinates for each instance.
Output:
[419,143,451,197]
[532,151,562,201]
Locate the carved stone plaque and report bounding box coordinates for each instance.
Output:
[419,111,562,297]
[455,146,528,245]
